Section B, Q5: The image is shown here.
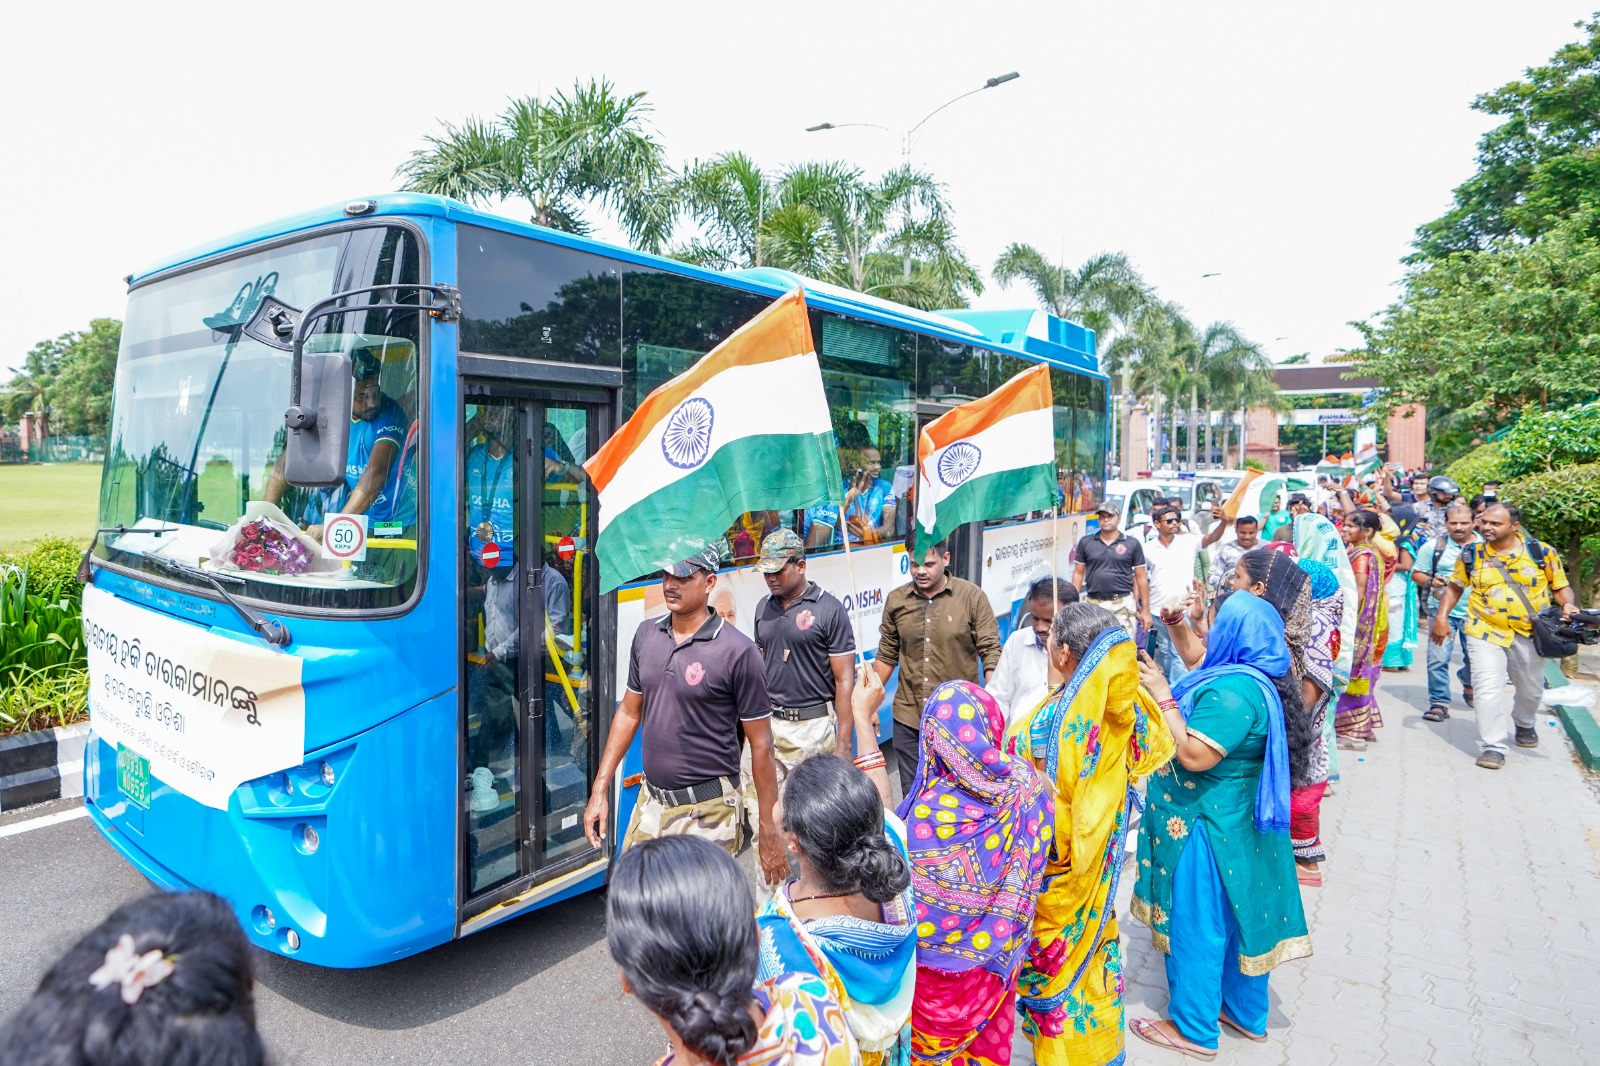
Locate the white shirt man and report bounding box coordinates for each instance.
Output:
[988,579,1078,729]
[1145,506,1204,683]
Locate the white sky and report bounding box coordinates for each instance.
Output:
[1,0,1586,370]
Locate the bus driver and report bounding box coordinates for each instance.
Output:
[265,348,409,542]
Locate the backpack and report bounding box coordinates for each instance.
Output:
[1460,537,1550,584]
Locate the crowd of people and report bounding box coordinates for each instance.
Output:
[4,460,1587,1066]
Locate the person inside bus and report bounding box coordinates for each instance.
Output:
[804,444,899,548]
[465,404,519,664]
[264,347,409,544]
[0,890,266,1066]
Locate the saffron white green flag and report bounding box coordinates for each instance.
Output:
[1230,473,1286,523]
[582,288,841,592]
[1352,425,1381,477]
[914,364,1056,553]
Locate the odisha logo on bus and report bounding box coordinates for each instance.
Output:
[937,442,982,487]
[842,588,884,612]
[662,396,714,469]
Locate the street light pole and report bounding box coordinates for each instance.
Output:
[806,72,1020,164]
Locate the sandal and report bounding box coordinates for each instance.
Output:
[1423,705,1449,722]
[1131,1018,1217,1060]
[1336,736,1367,751]
[1463,685,1474,707]
[1220,1009,1268,1042]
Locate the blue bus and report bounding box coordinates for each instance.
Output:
[82,194,1107,967]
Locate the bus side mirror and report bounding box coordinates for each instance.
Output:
[283,351,352,487]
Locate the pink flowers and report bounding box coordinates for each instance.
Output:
[229,518,311,576]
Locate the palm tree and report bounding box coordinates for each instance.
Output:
[1172,321,1261,470]
[1117,301,1185,470]
[396,79,672,251]
[671,152,775,269]
[991,247,1149,338]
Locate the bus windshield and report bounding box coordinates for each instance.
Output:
[96,225,424,611]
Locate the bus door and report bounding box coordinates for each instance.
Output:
[459,383,610,917]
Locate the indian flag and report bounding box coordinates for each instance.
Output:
[583,288,841,593]
[1225,470,1286,523]
[914,363,1056,552]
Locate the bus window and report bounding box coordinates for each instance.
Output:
[98,225,423,610]
[457,226,621,367]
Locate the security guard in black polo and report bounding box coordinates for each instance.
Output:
[583,545,788,884]
[744,530,857,819]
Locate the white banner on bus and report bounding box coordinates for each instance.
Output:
[83,586,306,810]
[979,514,1089,634]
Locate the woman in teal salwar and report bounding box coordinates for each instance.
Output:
[1129,592,1313,1060]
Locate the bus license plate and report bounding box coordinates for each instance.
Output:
[117,744,151,809]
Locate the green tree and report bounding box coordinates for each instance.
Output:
[396,79,672,250]
[1412,15,1600,259]
[1351,207,1600,425]
[1501,463,1600,599]
[991,247,1148,337]
[3,319,122,437]
[671,152,777,269]
[670,158,982,309]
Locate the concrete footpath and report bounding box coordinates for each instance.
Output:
[1100,664,1600,1065]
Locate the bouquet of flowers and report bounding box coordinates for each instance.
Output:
[225,517,313,576]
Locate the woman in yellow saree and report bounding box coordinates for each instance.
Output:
[1007,602,1177,1066]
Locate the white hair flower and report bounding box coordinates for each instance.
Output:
[88,934,176,1005]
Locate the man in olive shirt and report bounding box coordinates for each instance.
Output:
[874,537,1003,791]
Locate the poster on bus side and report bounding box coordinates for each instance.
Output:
[978,514,1089,637]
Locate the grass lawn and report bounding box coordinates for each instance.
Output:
[0,463,101,553]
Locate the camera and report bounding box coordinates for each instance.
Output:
[1547,608,1600,646]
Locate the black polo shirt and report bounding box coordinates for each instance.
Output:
[754,581,855,707]
[1075,532,1146,599]
[626,609,771,790]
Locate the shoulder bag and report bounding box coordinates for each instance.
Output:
[1483,555,1571,658]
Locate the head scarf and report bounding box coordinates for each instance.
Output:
[897,682,1053,979]
[1295,513,1359,688]
[1170,593,1293,833]
[1254,550,1313,682]
[1297,558,1339,600]
[1390,504,1422,545]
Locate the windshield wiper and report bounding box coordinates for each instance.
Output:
[77,524,179,582]
[151,558,292,647]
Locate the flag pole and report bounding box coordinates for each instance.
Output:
[838,505,866,674]
[1050,504,1060,605]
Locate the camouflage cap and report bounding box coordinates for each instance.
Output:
[663,544,722,578]
[755,528,805,573]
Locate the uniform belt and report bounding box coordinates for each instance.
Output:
[771,701,833,722]
[644,774,736,808]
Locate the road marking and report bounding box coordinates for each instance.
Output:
[0,806,88,839]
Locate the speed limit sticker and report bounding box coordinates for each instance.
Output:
[323,513,369,562]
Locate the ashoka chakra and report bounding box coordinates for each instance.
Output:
[661,396,715,469]
[938,441,982,487]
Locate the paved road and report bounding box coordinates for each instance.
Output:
[3,666,1598,1065]
[1114,666,1600,1066]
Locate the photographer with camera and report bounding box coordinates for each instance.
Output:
[1431,502,1580,770]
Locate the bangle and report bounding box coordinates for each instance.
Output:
[1158,698,1179,713]
[853,751,886,772]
